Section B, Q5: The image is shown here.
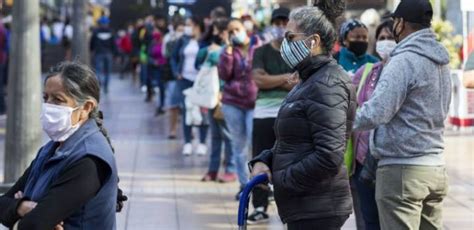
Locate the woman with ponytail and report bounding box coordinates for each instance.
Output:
[0,62,122,230]
[249,1,355,229]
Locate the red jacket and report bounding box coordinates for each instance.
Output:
[118,34,133,54]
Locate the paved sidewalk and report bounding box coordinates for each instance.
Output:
[0,75,473,230]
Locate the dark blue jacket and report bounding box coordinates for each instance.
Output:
[24,119,118,230]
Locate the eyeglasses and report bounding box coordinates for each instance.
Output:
[284,31,307,41]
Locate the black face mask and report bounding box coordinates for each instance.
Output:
[392,20,404,43]
[211,35,223,45]
[348,41,368,57]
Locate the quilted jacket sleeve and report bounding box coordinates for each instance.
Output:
[276,79,353,193]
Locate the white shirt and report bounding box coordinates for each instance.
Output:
[41,25,51,42]
[52,22,64,40]
[181,39,199,82]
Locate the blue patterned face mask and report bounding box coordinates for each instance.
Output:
[280,37,312,69]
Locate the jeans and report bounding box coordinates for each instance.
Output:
[375,165,448,230]
[149,65,165,108]
[94,53,113,93]
[251,118,276,211]
[140,63,148,87]
[287,215,349,230]
[353,162,380,230]
[207,108,235,174]
[178,78,208,144]
[221,103,253,186]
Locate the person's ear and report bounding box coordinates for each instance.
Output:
[80,100,97,121]
[312,34,321,49]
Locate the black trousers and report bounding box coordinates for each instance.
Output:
[251,118,276,211]
[287,215,349,230]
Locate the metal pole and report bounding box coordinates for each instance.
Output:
[4,0,42,183]
[434,0,442,20]
[72,0,90,65]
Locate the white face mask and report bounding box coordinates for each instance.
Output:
[183,26,193,36]
[243,20,254,32]
[40,103,82,142]
[376,40,397,60]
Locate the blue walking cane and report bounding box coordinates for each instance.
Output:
[237,173,269,230]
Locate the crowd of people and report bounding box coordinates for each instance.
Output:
[109,0,453,229]
[102,0,449,229]
[0,0,460,229]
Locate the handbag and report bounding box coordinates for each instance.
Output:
[213,103,225,121]
[186,64,220,109]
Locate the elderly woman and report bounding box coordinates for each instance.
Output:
[0,62,120,230]
[250,0,356,229]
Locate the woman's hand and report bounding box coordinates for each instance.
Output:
[17,200,37,217]
[251,162,272,182]
[54,222,64,230]
[14,191,24,199]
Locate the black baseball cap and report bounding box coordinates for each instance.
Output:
[271,8,290,23]
[390,0,433,26]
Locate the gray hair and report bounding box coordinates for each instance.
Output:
[290,4,343,53]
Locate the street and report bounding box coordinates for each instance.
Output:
[0,75,473,230]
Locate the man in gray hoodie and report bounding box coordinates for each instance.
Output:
[353,0,451,229]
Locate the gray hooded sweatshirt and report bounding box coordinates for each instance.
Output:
[353,28,451,166]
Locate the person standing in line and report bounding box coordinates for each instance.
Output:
[250,1,355,229]
[170,17,208,156]
[90,16,116,94]
[117,28,133,79]
[198,19,238,183]
[63,18,73,61]
[247,7,293,224]
[135,16,154,95]
[335,19,379,75]
[162,20,185,138]
[353,1,451,229]
[218,18,259,200]
[349,19,396,230]
[335,18,379,230]
[148,31,167,116]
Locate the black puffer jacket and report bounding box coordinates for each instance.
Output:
[250,55,356,223]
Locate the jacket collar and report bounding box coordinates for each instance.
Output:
[296,54,333,81]
[50,119,100,161]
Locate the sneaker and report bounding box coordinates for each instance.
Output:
[140,85,147,93]
[196,144,207,156]
[218,173,237,183]
[201,172,218,182]
[182,143,193,156]
[268,190,275,202]
[247,210,269,224]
